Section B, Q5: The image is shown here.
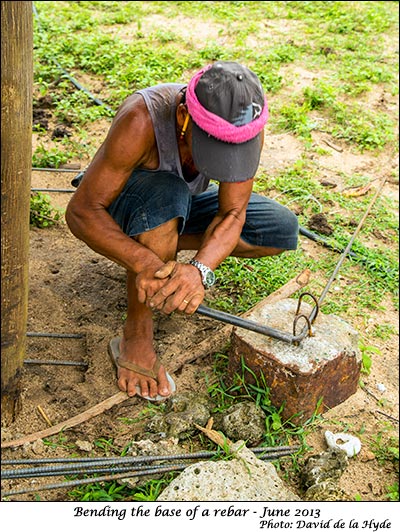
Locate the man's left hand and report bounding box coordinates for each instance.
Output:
[148,260,204,314]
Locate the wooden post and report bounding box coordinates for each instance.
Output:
[1,1,33,424]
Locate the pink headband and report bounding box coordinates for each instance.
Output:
[186,65,269,144]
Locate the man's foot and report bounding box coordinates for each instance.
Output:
[109,335,173,399]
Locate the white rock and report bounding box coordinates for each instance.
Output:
[157,441,299,501]
[325,430,361,458]
[75,440,93,452]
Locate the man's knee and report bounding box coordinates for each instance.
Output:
[284,208,299,245]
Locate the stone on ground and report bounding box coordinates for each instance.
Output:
[157,441,300,501]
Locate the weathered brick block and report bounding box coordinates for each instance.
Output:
[229,299,361,424]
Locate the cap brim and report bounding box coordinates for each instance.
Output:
[191,122,262,182]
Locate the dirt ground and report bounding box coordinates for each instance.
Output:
[1,60,399,503]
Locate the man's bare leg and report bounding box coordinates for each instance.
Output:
[118,227,284,397]
[117,219,179,398]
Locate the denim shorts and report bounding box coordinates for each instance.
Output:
[107,170,298,250]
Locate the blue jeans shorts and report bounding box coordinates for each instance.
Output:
[107,170,298,250]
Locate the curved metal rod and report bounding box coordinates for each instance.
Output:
[295,292,319,322]
[292,314,313,339]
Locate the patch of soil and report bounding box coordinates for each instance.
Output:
[307,213,334,236]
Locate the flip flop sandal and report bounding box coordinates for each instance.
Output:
[108,337,176,402]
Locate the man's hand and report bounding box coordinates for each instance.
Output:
[135,261,172,306]
[146,260,205,314]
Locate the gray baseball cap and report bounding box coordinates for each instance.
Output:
[187,61,268,182]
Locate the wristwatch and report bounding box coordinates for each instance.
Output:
[189,259,216,289]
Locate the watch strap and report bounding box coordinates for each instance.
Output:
[189,259,215,288]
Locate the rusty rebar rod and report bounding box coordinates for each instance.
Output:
[31,188,75,193]
[24,359,88,367]
[1,446,300,496]
[27,332,84,338]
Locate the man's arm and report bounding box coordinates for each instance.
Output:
[148,179,253,313]
[65,95,166,277]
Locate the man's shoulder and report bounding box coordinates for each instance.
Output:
[115,93,148,123]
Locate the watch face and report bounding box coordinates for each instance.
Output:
[205,270,215,286]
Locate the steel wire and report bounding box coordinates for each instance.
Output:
[31,188,75,193]
[32,167,82,173]
[24,359,88,367]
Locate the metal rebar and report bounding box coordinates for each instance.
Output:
[196,305,295,343]
[4,454,297,480]
[1,461,189,480]
[1,445,298,466]
[197,176,388,345]
[291,175,389,343]
[1,464,184,497]
[2,450,296,481]
[27,332,84,339]
[313,177,387,313]
[31,188,75,193]
[1,448,300,496]
[24,359,88,367]
[32,167,82,173]
[15,447,298,470]
[299,226,361,262]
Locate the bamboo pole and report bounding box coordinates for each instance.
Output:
[1,1,33,425]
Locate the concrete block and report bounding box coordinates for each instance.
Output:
[229,299,361,424]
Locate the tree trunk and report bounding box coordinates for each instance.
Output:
[1,1,33,425]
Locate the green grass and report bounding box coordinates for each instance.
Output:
[208,353,322,448]
[32,1,398,158]
[32,2,398,349]
[68,474,178,502]
[370,430,399,465]
[30,191,64,228]
[210,158,398,318]
[385,482,399,501]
